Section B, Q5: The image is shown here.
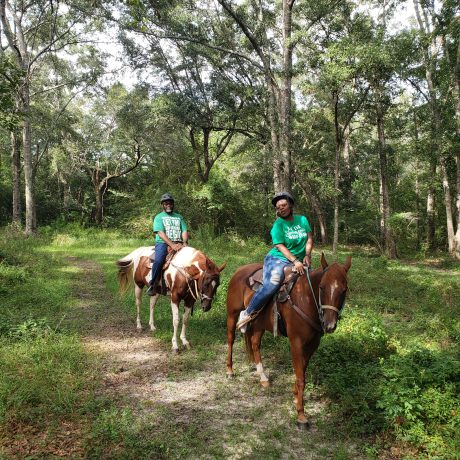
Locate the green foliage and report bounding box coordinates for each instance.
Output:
[86,408,168,459]
[377,349,460,455]
[0,332,95,424]
[0,55,23,130]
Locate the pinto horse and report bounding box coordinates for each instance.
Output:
[226,253,351,428]
[117,246,226,352]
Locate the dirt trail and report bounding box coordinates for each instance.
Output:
[68,257,363,459]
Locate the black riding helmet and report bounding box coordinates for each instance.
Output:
[160,193,175,203]
[271,191,294,207]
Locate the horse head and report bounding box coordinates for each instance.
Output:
[183,255,226,312]
[199,259,226,312]
[319,253,351,333]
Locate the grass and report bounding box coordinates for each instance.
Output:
[0,224,459,459]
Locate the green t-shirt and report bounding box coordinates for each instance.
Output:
[268,214,312,261]
[153,212,188,244]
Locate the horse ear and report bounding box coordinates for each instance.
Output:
[320,252,328,270]
[218,261,227,272]
[343,255,352,272]
[185,265,201,279]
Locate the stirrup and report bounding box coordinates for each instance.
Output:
[236,313,255,330]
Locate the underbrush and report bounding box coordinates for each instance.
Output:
[0,328,97,425]
[0,228,100,455]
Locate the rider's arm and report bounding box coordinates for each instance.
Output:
[303,232,313,267]
[182,231,189,245]
[274,243,305,275]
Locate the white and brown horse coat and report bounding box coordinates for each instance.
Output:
[117,246,225,352]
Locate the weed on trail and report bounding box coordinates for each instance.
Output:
[0,226,458,459]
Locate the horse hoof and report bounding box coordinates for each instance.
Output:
[226,372,234,379]
[172,348,180,355]
[260,380,270,388]
[296,420,310,430]
[183,343,191,350]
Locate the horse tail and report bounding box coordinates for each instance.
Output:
[244,327,255,363]
[116,259,134,295]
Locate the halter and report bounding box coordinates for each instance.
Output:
[170,263,214,302]
[305,267,345,333]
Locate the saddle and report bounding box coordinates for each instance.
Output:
[248,266,299,301]
[246,266,300,337]
[148,246,178,271]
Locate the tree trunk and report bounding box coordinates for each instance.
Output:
[439,157,455,252]
[294,171,328,244]
[216,0,294,193]
[413,112,421,250]
[456,150,460,260]
[332,91,341,257]
[453,42,460,259]
[426,158,436,249]
[11,130,21,226]
[342,125,352,202]
[22,82,36,235]
[94,184,103,225]
[274,0,294,192]
[376,98,397,258]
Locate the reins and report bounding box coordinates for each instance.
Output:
[284,267,343,334]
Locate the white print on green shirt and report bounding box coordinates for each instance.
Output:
[162,216,182,241]
[285,224,307,240]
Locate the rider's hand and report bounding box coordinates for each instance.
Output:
[294,259,305,275]
[172,243,183,251]
[303,254,311,269]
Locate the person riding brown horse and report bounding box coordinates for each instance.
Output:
[226,252,351,428]
[236,191,313,331]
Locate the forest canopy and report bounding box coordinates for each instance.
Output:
[1,0,459,259]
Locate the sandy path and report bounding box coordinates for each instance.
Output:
[67,257,364,459]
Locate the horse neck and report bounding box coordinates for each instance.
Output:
[292,269,323,313]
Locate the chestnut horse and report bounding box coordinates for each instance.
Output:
[117,246,226,352]
[226,253,351,428]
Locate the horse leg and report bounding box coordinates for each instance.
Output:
[134,285,143,330]
[291,338,321,429]
[170,295,181,353]
[226,309,239,378]
[250,329,269,387]
[290,339,309,428]
[179,299,193,350]
[149,293,160,332]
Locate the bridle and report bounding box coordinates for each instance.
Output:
[170,263,216,303]
[305,267,346,333]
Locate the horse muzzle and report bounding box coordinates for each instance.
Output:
[201,300,212,312]
[323,320,337,334]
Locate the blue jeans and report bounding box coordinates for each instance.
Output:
[150,242,168,285]
[246,254,290,315]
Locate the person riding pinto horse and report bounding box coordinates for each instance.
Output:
[236,191,313,332]
[147,193,189,296]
